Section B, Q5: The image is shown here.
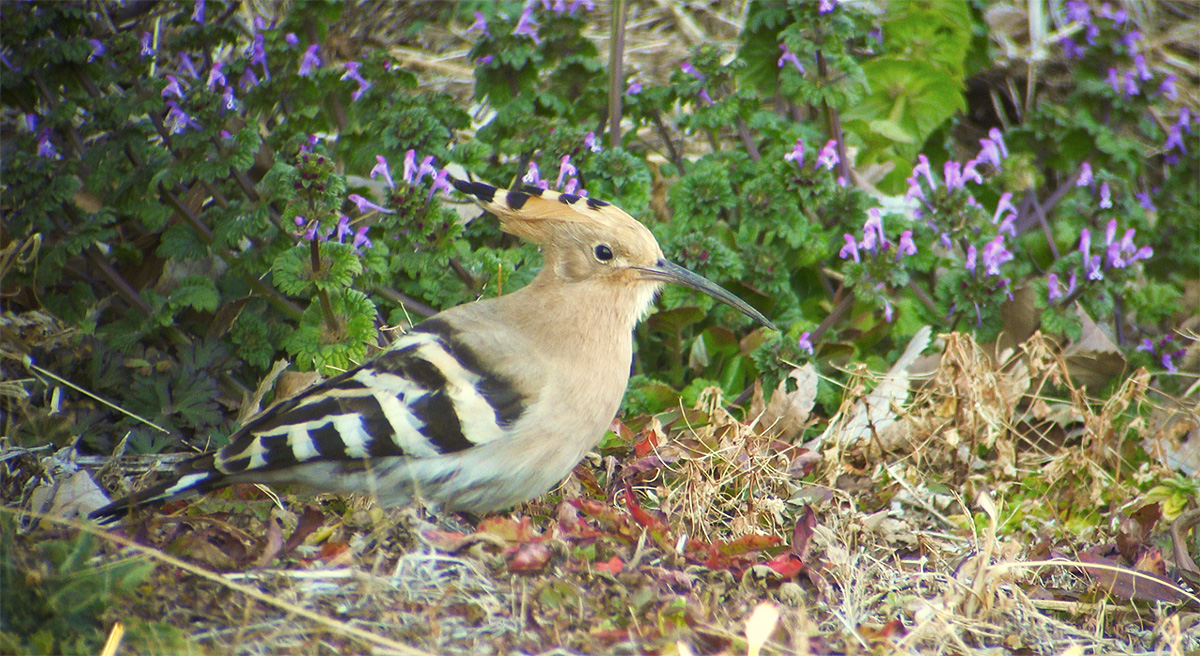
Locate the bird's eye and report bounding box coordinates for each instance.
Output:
[594,244,614,262]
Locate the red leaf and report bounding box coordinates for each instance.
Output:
[633,427,661,457]
[594,556,624,574]
[623,486,666,532]
[792,506,818,559]
[765,552,805,578]
[283,505,325,555]
[317,540,350,563]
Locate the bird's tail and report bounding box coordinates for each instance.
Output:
[89,454,226,523]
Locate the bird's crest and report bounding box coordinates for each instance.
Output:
[448,176,654,248]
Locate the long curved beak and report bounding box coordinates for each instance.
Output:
[638,259,776,330]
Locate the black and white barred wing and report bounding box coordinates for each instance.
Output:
[90,318,530,521]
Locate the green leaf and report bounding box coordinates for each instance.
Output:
[168,275,219,313]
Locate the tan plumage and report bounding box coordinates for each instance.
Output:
[91,177,773,521]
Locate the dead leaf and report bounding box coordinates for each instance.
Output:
[813,325,932,448]
[1063,305,1126,388]
[758,363,818,441]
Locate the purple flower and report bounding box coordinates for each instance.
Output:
[161,75,184,98]
[913,154,937,189]
[569,0,596,12]
[299,44,321,76]
[1122,30,1142,53]
[1086,23,1100,44]
[626,80,642,95]
[1065,1,1090,23]
[797,332,814,355]
[839,234,860,263]
[584,131,602,152]
[815,140,839,171]
[1158,75,1178,100]
[1047,273,1062,302]
[1060,37,1085,59]
[562,178,579,195]
[783,138,805,167]
[1099,183,1112,208]
[1137,338,1155,352]
[1077,162,1092,187]
[416,156,436,185]
[191,0,205,24]
[513,8,541,43]
[177,53,199,79]
[860,208,884,253]
[1135,191,1155,212]
[352,226,373,252]
[883,298,893,322]
[1165,124,1185,154]
[961,160,983,185]
[905,177,925,203]
[335,215,353,242]
[203,61,225,89]
[468,12,489,36]
[36,130,57,158]
[248,33,269,78]
[285,33,299,47]
[1106,239,1126,268]
[351,80,371,101]
[1133,53,1152,81]
[697,89,714,105]
[164,101,201,133]
[340,62,365,84]
[87,39,105,62]
[977,138,1002,169]
[402,150,417,184]
[341,62,371,100]
[944,160,963,190]
[371,155,394,189]
[1123,70,1139,97]
[988,128,1008,158]
[523,161,541,185]
[777,44,805,73]
[348,194,394,215]
[140,32,154,58]
[965,244,977,272]
[1079,228,1093,258]
[24,114,36,133]
[428,169,453,201]
[1107,67,1121,94]
[220,86,236,111]
[818,0,837,14]
[556,155,577,188]
[681,61,702,79]
[992,192,1016,225]
[982,235,1012,276]
[239,68,259,90]
[1162,352,1178,374]
[1085,254,1104,280]
[897,230,917,258]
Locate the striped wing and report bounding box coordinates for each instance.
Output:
[90,317,528,521]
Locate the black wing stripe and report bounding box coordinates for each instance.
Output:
[415,318,527,428]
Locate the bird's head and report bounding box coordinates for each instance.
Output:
[450,177,775,330]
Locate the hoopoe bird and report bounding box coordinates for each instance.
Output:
[91,176,773,521]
